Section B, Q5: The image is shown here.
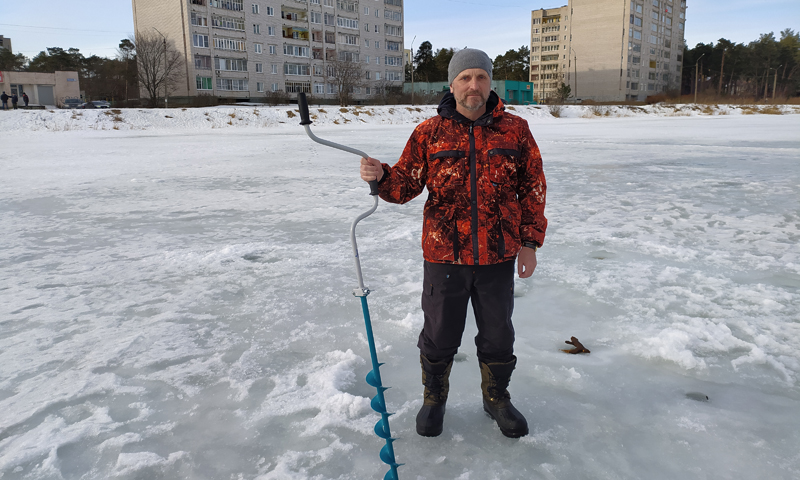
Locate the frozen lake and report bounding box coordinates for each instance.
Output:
[1,113,799,479]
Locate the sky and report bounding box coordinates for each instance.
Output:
[0,0,798,60]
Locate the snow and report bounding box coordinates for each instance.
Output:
[1,106,799,480]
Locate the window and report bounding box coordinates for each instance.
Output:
[386,71,402,81]
[314,64,323,75]
[214,37,247,51]
[315,83,325,94]
[651,11,659,20]
[364,6,369,14]
[324,13,335,25]
[252,3,259,13]
[195,54,212,69]
[631,42,641,52]
[210,0,244,11]
[256,62,263,73]
[364,55,370,63]
[338,50,359,62]
[365,70,371,79]
[272,83,279,92]
[375,41,380,49]
[665,5,672,13]
[284,45,309,57]
[662,73,669,82]
[678,22,684,30]
[269,44,276,54]
[631,82,639,90]
[648,72,656,80]
[266,6,274,15]
[191,12,208,26]
[632,30,641,40]
[636,3,642,13]
[631,55,640,64]
[651,23,658,32]
[215,57,247,71]
[375,24,380,33]
[337,17,358,29]
[364,23,370,32]
[676,54,682,61]
[364,39,369,47]
[268,26,275,36]
[272,64,278,74]
[384,56,402,66]
[386,41,400,51]
[339,34,358,45]
[385,25,402,37]
[254,24,260,34]
[217,78,248,91]
[257,82,264,92]
[285,63,311,75]
[649,60,657,68]
[649,35,658,44]
[311,11,321,23]
[375,71,381,80]
[196,76,213,90]
[212,16,245,30]
[632,69,640,78]
[193,34,209,48]
[665,17,672,26]
[384,9,401,21]
[285,81,311,93]
[254,43,263,53]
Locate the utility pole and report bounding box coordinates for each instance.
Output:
[154,27,168,109]
[570,46,578,100]
[410,35,416,106]
[772,65,781,102]
[694,53,704,104]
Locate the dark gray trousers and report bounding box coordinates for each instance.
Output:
[418,260,516,364]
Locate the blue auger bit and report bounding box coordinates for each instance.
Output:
[297,93,401,479]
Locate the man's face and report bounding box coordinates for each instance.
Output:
[450,68,492,114]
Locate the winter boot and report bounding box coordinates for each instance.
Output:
[480,356,529,438]
[416,354,453,437]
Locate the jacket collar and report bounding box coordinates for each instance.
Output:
[437,90,504,127]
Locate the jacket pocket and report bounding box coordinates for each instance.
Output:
[428,150,466,188]
[487,147,520,185]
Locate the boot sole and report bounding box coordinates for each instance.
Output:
[483,405,528,438]
[416,425,443,437]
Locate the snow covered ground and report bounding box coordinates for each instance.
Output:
[1,108,799,480]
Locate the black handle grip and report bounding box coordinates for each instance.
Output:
[298,92,312,125]
[368,180,379,196]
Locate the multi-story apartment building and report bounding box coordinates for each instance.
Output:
[131,0,405,102]
[530,0,686,102]
[0,35,12,53]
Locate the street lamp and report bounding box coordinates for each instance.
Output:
[569,46,578,100]
[153,27,168,109]
[694,53,704,104]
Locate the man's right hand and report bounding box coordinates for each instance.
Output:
[360,157,384,183]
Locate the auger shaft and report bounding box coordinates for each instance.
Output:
[297,93,400,479]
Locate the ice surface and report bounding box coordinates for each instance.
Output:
[1,110,799,479]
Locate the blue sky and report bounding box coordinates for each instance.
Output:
[1,0,798,60]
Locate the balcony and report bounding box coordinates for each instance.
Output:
[281,7,308,23]
[282,26,309,41]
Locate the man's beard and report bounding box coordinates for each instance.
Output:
[456,90,488,112]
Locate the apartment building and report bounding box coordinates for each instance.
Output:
[131,0,405,102]
[530,0,686,102]
[0,35,12,53]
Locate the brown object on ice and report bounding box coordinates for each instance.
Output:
[562,337,590,354]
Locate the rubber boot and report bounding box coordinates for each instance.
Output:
[416,354,453,437]
[480,356,529,438]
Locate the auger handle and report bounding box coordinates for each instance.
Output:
[298,92,312,125]
[297,93,379,196]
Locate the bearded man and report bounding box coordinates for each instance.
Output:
[360,48,547,438]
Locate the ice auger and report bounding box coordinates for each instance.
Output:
[297,93,401,480]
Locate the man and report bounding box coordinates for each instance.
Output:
[0,91,8,110]
[22,92,29,107]
[11,93,18,110]
[360,48,547,438]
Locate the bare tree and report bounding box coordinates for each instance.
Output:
[131,31,185,107]
[326,54,364,106]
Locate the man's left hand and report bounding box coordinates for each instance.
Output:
[517,247,537,278]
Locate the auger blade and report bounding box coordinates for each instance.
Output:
[379,441,397,465]
[383,468,401,480]
[374,418,391,439]
[370,394,387,413]
[365,366,384,388]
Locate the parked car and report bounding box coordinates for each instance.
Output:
[61,98,83,109]
[90,100,111,108]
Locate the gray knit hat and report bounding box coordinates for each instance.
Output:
[448,48,493,85]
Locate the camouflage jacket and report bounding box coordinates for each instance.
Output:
[378,91,547,265]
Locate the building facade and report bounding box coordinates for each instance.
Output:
[131,0,405,102]
[530,0,686,102]
[0,71,81,107]
[0,35,11,53]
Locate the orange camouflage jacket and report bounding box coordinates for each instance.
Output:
[377,91,547,265]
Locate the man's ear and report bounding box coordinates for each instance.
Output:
[449,85,453,93]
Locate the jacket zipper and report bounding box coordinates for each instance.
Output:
[469,124,479,265]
